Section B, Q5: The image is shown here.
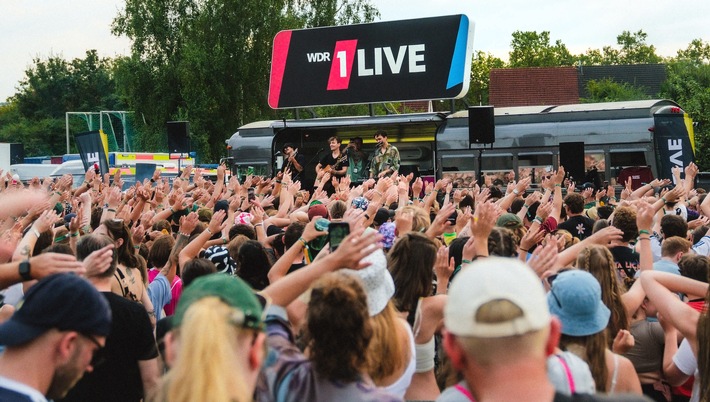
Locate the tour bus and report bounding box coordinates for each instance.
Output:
[225,99,695,189]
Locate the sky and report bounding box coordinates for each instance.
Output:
[1,0,708,102]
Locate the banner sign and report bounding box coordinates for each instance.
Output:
[75,131,109,176]
[654,109,695,182]
[268,14,474,109]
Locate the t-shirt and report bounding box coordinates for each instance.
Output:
[148,269,182,316]
[692,235,710,257]
[625,319,665,374]
[611,246,640,284]
[147,273,172,321]
[59,292,158,402]
[673,339,699,402]
[558,215,595,240]
[255,306,402,402]
[319,152,349,194]
[283,153,307,183]
[0,376,46,402]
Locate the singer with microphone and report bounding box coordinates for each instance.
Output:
[369,130,400,179]
[282,143,305,182]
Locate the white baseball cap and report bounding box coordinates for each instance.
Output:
[445,257,550,337]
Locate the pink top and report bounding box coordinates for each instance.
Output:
[148,269,183,316]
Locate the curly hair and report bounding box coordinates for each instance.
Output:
[303,272,372,382]
[611,207,638,243]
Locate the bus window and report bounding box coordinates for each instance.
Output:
[518,153,553,184]
[610,151,647,168]
[441,155,476,173]
[481,154,514,186]
[585,152,606,183]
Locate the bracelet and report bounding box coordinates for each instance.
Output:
[31,228,41,238]
[519,247,529,253]
[532,218,543,225]
[639,229,651,235]
[254,223,264,227]
[222,237,228,244]
[156,204,164,209]
[364,213,371,220]
[275,180,282,184]
[169,207,176,213]
[134,245,141,250]
[513,189,520,195]
[107,208,116,213]
[554,184,562,187]
[638,237,651,241]
[661,197,667,203]
[70,232,80,238]
[178,231,190,237]
[206,228,213,235]
[522,204,530,209]
[298,237,308,248]
[462,259,472,264]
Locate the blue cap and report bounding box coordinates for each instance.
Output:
[0,273,112,346]
[547,270,610,337]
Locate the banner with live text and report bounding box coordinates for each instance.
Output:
[75,131,109,176]
[268,14,474,109]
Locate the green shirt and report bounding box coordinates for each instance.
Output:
[370,144,400,178]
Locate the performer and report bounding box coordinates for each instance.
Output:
[369,130,400,179]
[315,136,348,194]
[282,143,305,182]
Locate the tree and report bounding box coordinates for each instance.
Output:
[662,40,710,170]
[467,51,505,105]
[113,0,378,162]
[508,31,574,68]
[581,78,650,103]
[0,51,122,156]
[578,30,662,66]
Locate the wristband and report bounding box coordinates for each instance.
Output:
[519,247,529,253]
[532,217,543,225]
[107,208,116,213]
[554,184,562,187]
[31,228,41,238]
[253,223,264,227]
[522,204,530,209]
[638,229,651,235]
[70,232,80,238]
[638,237,651,241]
[298,237,309,248]
[134,245,141,250]
[222,237,228,244]
[462,259,472,264]
[206,228,213,235]
[513,189,520,195]
[661,197,667,204]
[178,231,190,238]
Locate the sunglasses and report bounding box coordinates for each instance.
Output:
[80,333,106,368]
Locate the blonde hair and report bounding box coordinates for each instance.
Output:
[155,297,257,402]
[367,301,406,384]
[399,205,430,233]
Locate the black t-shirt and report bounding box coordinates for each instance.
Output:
[558,215,595,240]
[59,292,158,402]
[554,391,651,401]
[282,153,306,182]
[319,152,348,194]
[610,245,640,283]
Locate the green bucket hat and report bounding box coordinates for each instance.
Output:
[172,273,265,330]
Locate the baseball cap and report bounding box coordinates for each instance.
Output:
[496,213,522,229]
[445,257,550,337]
[0,273,112,347]
[373,208,391,226]
[547,270,610,337]
[343,248,394,316]
[307,204,329,221]
[172,273,264,330]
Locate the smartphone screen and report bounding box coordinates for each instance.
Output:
[247,188,255,202]
[328,222,350,251]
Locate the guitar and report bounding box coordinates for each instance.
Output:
[321,153,348,175]
[284,148,299,172]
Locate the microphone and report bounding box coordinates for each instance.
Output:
[316,147,325,153]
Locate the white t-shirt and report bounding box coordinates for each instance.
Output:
[693,235,710,257]
[673,338,699,402]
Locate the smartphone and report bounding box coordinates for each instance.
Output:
[327,222,350,251]
[247,187,255,202]
[447,210,458,226]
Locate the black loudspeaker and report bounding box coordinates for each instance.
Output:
[9,143,24,165]
[559,142,585,183]
[468,106,495,144]
[166,121,190,153]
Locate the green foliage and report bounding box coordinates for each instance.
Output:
[579,30,662,66]
[467,51,505,105]
[661,40,710,170]
[508,31,574,67]
[581,78,651,103]
[0,51,122,156]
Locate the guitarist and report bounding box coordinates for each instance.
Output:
[315,136,348,195]
[282,143,305,182]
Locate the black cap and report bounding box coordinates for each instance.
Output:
[374,208,391,226]
[0,273,112,346]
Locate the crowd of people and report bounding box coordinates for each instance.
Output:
[0,139,708,402]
